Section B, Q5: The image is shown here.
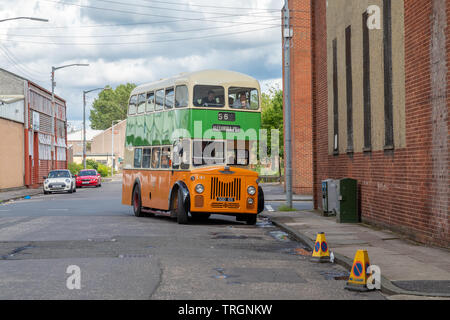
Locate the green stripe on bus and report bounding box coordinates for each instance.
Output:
[125,109,261,147]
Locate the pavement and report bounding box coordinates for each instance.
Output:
[262,209,450,298]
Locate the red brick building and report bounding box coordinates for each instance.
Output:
[0,68,68,190]
[285,0,449,247]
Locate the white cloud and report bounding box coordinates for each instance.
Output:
[0,0,283,122]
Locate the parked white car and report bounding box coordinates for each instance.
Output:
[43,170,76,194]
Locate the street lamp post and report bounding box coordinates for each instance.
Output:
[51,63,89,169]
[82,87,110,169]
[111,119,121,178]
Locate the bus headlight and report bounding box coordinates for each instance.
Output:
[247,186,256,195]
[195,184,204,194]
[247,198,254,205]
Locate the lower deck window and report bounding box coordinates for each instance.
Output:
[134,148,142,168]
[193,141,225,167]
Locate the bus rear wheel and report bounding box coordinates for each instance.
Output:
[175,188,188,224]
[133,185,144,217]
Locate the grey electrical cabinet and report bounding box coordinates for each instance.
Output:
[322,179,339,216]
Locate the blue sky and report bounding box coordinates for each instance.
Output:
[0,0,283,124]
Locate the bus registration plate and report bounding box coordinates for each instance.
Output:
[217,197,235,202]
[212,124,240,133]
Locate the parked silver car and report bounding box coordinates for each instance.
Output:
[43,170,76,194]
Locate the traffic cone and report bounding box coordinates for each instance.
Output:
[310,232,330,263]
[345,250,373,292]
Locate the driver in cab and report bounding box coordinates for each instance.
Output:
[201,90,217,106]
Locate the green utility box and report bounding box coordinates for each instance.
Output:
[337,178,359,223]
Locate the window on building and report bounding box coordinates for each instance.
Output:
[345,26,353,153]
[383,0,394,149]
[332,38,339,154]
[363,11,372,151]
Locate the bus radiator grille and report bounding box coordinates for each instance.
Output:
[210,177,241,201]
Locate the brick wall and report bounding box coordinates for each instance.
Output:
[283,0,314,195]
[308,0,449,247]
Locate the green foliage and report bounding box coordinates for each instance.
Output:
[68,162,83,176]
[68,161,112,177]
[90,83,136,130]
[278,204,297,212]
[86,159,99,171]
[96,164,110,177]
[261,88,284,157]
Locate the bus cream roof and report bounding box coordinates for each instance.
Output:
[131,70,260,95]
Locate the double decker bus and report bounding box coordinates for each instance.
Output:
[121,70,264,225]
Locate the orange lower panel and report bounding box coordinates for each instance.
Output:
[122,167,259,215]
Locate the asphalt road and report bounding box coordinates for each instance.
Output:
[0,181,384,300]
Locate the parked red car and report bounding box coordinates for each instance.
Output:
[75,169,102,188]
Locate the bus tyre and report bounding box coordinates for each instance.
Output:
[133,185,144,217]
[257,186,265,214]
[246,214,257,225]
[176,188,188,225]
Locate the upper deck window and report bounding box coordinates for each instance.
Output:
[193,85,224,108]
[229,87,259,110]
[155,89,164,111]
[165,87,174,109]
[175,85,188,108]
[137,94,146,114]
[146,92,155,112]
[128,95,137,115]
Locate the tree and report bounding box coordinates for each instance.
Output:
[261,88,284,157]
[90,83,136,130]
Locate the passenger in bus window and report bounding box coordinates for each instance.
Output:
[151,148,161,168]
[161,148,170,168]
[201,90,216,106]
[232,93,248,109]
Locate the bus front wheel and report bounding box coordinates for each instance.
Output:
[176,188,188,224]
[133,185,144,217]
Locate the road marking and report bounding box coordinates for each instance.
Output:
[0,210,11,212]
[47,209,69,211]
[265,205,275,212]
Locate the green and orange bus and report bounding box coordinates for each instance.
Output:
[121,70,264,224]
